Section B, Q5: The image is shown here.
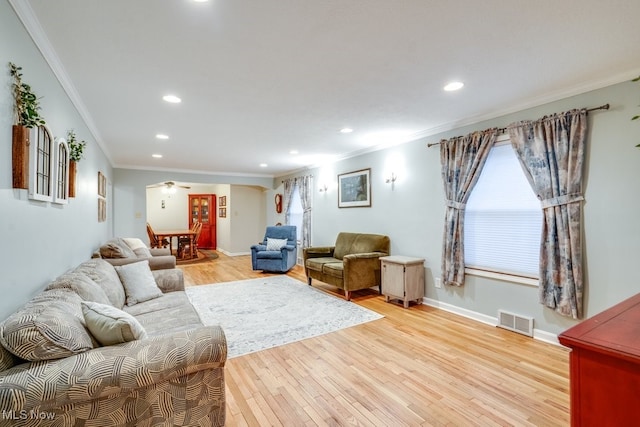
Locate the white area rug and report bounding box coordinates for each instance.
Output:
[185,276,383,358]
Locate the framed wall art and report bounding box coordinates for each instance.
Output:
[219,196,226,207]
[338,168,371,208]
[219,207,226,218]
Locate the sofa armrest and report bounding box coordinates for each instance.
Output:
[303,246,335,259]
[342,252,388,289]
[149,247,171,257]
[0,326,226,413]
[102,255,176,270]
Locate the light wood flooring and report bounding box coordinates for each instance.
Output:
[180,252,570,426]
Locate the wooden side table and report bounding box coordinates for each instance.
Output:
[380,256,425,308]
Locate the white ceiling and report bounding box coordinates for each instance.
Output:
[15,0,640,177]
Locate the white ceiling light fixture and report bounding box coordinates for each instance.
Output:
[259,163,268,168]
[289,150,299,155]
[444,81,464,91]
[340,127,353,134]
[155,134,169,140]
[162,94,182,103]
[152,154,163,158]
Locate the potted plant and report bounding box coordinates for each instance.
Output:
[66,129,86,197]
[9,62,46,189]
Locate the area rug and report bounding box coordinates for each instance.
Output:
[176,249,219,266]
[185,276,383,358]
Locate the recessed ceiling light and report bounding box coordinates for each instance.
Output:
[444,81,464,91]
[289,150,299,155]
[155,134,169,140]
[340,128,353,134]
[259,163,268,168]
[152,154,163,158]
[193,0,209,2]
[162,95,182,103]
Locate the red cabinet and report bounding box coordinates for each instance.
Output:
[189,194,216,249]
[558,293,640,426]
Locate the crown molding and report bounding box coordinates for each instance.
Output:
[8,0,113,165]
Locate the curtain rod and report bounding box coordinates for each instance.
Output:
[426,103,610,148]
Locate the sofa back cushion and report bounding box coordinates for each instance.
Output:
[45,271,112,306]
[100,238,137,259]
[333,232,390,260]
[74,259,127,308]
[0,289,96,361]
[0,344,15,371]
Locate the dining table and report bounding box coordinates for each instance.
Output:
[154,229,197,260]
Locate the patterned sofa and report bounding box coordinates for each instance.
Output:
[304,232,390,300]
[0,258,227,426]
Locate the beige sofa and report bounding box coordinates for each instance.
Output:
[304,232,390,300]
[93,237,177,270]
[0,258,226,426]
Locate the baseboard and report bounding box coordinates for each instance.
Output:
[422,297,560,346]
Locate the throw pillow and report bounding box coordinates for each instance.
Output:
[266,237,288,251]
[123,237,147,251]
[0,289,95,361]
[133,247,153,258]
[114,260,163,306]
[81,301,148,346]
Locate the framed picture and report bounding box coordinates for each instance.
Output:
[98,198,106,222]
[219,196,226,207]
[219,207,226,218]
[98,171,106,197]
[338,168,371,208]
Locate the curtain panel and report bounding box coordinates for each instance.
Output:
[282,178,295,225]
[508,109,587,319]
[440,129,497,286]
[296,175,312,249]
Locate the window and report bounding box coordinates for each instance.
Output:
[464,135,542,284]
[288,184,303,245]
[29,125,55,202]
[53,138,69,204]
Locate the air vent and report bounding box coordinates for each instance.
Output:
[497,310,533,337]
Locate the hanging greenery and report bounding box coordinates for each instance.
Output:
[67,129,87,161]
[9,62,46,128]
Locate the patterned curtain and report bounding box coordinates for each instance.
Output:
[282,178,295,224]
[508,109,587,319]
[440,129,497,286]
[296,175,312,249]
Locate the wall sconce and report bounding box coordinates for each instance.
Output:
[319,184,328,193]
[385,172,397,184]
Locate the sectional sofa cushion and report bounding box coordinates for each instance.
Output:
[115,260,163,306]
[0,289,95,361]
[100,237,137,259]
[0,345,14,371]
[74,259,127,308]
[82,301,148,345]
[45,270,112,305]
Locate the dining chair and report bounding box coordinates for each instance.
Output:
[178,221,202,259]
[146,223,169,249]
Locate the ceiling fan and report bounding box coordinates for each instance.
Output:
[149,181,191,194]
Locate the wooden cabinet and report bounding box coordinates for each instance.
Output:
[380,256,425,308]
[188,194,216,249]
[558,293,640,426]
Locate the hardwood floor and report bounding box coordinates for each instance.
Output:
[180,253,570,426]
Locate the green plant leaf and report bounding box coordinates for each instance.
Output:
[633,76,640,82]
[633,116,640,121]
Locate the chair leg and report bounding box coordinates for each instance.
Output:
[345,290,351,301]
[307,277,312,286]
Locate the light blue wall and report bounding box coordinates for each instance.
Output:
[0,0,112,320]
[282,80,640,336]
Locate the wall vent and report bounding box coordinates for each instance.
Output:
[497,310,534,337]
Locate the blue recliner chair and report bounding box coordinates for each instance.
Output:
[251,225,297,272]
